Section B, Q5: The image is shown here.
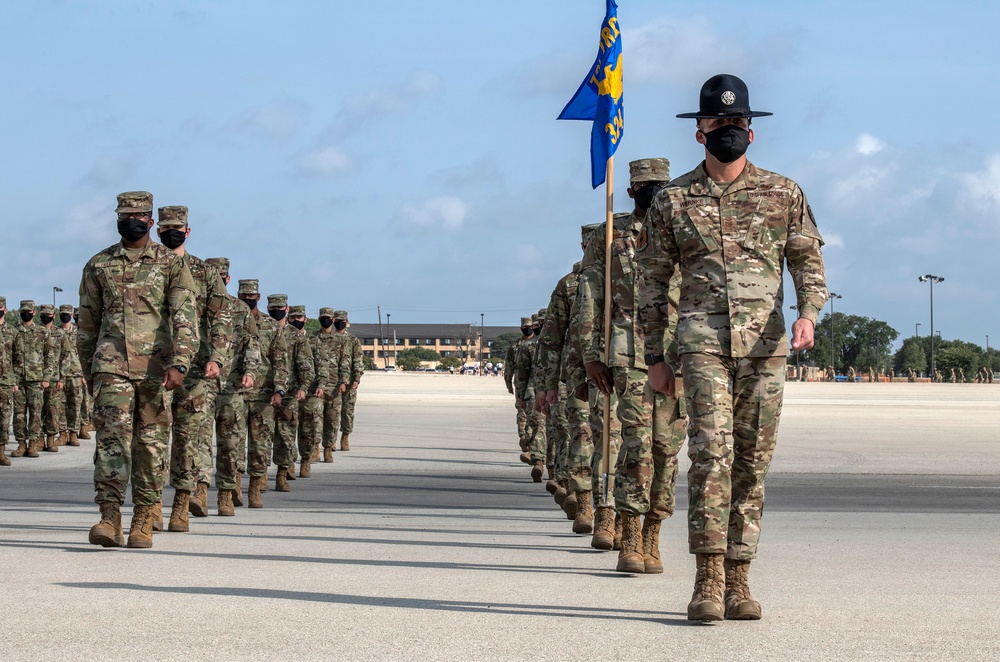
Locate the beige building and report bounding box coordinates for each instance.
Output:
[347,323,520,369]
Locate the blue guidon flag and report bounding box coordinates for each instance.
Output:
[558,0,623,189]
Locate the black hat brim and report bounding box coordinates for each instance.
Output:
[676,110,774,119]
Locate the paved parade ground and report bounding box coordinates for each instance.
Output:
[1,374,998,661]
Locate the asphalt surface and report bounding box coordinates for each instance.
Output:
[1,377,998,661]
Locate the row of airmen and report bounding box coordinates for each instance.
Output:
[506,158,685,576]
[14,190,366,550]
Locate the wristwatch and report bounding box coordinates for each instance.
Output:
[276,389,286,397]
[172,365,188,375]
[643,354,665,366]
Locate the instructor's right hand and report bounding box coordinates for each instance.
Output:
[584,361,613,396]
[648,362,676,399]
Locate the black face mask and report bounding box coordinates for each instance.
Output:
[269,309,287,321]
[60,313,72,324]
[319,318,334,329]
[632,183,664,211]
[532,326,541,335]
[20,311,34,323]
[158,229,187,249]
[239,297,258,310]
[333,320,347,331]
[521,327,532,337]
[117,218,150,242]
[73,316,79,324]
[702,125,750,164]
[289,319,305,330]
[40,314,55,325]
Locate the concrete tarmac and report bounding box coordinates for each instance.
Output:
[1,376,998,661]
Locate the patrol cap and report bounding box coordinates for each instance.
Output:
[238,279,259,295]
[115,191,154,214]
[537,307,547,321]
[629,158,670,183]
[59,304,74,315]
[0,297,6,309]
[39,304,55,315]
[289,305,306,316]
[520,316,533,327]
[334,310,348,319]
[157,205,188,228]
[319,307,335,319]
[206,257,230,272]
[19,300,35,312]
[73,307,79,315]
[676,73,772,119]
[267,294,288,309]
[582,223,601,244]
[531,313,539,325]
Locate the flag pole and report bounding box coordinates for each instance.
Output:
[601,155,614,503]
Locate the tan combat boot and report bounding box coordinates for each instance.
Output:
[233,473,244,507]
[217,489,235,517]
[310,444,320,462]
[299,459,311,478]
[687,553,726,621]
[323,447,333,463]
[518,452,531,465]
[27,437,41,457]
[77,426,91,440]
[724,559,762,620]
[572,491,594,535]
[616,513,645,573]
[56,431,69,446]
[151,501,163,532]
[248,476,264,508]
[530,461,544,483]
[275,467,291,492]
[545,478,558,495]
[0,444,10,466]
[591,506,615,550]
[189,482,209,518]
[285,464,296,481]
[11,441,28,458]
[613,512,623,550]
[88,502,125,547]
[339,433,350,451]
[66,431,80,446]
[127,504,154,548]
[553,481,569,506]
[641,516,664,574]
[42,435,59,452]
[168,490,190,533]
[562,489,578,519]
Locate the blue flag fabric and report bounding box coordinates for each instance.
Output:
[558,0,623,189]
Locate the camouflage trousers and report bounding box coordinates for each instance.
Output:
[525,388,547,464]
[246,398,276,478]
[13,382,45,444]
[1,384,14,443]
[81,385,93,425]
[215,391,247,490]
[682,353,785,560]
[321,389,344,449]
[62,377,85,434]
[273,396,301,469]
[611,367,687,518]
[547,384,570,480]
[299,396,324,460]
[566,389,592,492]
[339,386,358,434]
[92,374,171,507]
[43,383,65,436]
[589,384,622,508]
[168,377,218,491]
[514,396,527,444]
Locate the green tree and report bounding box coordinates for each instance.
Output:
[396,353,422,371]
[802,313,898,374]
[398,347,441,362]
[362,355,376,371]
[438,356,463,370]
[894,337,928,375]
[490,332,522,358]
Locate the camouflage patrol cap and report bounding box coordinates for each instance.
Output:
[238,279,259,295]
[582,223,601,243]
[73,307,79,314]
[19,300,35,312]
[39,304,55,315]
[206,257,230,272]
[289,305,306,316]
[537,307,547,321]
[531,313,539,325]
[267,294,288,309]
[59,304,74,314]
[629,158,670,183]
[334,310,348,319]
[115,191,153,214]
[0,297,5,309]
[157,206,188,228]
[319,307,335,318]
[520,316,533,327]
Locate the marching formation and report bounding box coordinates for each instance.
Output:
[507,74,828,622]
[0,190,365,550]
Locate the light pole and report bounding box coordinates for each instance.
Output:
[386,313,391,367]
[480,312,484,374]
[918,275,944,380]
[828,292,842,374]
[915,323,920,338]
[52,286,63,309]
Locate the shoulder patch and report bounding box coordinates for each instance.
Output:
[635,225,648,253]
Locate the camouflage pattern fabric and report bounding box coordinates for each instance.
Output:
[215,392,247,490]
[589,384,621,508]
[650,381,688,520]
[243,313,288,478]
[566,393,592,492]
[338,332,363,434]
[13,324,57,445]
[1,324,15,440]
[13,383,45,446]
[538,266,582,391]
[298,395,323,460]
[550,383,570,480]
[339,386,358,434]
[515,334,546,463]
[311,329,349,449]
[169,377,218,491]
[273,325,315,468]
[609,366,653,515]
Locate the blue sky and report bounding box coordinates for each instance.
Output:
[1,0,998,347]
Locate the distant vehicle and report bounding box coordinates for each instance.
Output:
[384,366,398,372]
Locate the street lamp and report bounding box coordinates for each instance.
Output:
[386,313,391,367]
[52,286,63,308]
[480,312,484,374]
[828,292,843,374]
[915,323,921,338]
[918,275,944,380]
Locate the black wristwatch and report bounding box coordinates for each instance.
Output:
[644,354,665,366]
[276,389,286,397]
[172,365,188,375]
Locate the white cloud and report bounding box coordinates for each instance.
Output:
[293,146,354,178]
[958,154,1000,211]
[330,70,442,136]
[823,232,845,249]
[228,102,306,141]
[855,133,886,156]
[398,196,468,230]
[516,243,542,265]
[62,196,114,240]
[79,156,138,188]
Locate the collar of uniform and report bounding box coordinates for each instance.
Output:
[113,240,158,260]
[688,161,760,197]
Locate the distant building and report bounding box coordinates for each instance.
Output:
[347,323,520,369]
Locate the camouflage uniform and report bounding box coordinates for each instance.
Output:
[310,308,349,454]
[0,299,13,450]
[78,194,198,509]
[57,305,86,439]
[272,301,315,472]
[209,260,261,492]
[514,313,546,466]
[12,302,58,454]
[507,320,532,448]
[337,320,364,440]
[637,160,827,560]
[40,304,71,440]
[564,291,595,493]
